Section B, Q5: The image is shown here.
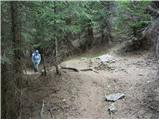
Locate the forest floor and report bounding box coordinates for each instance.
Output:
[22,44,159,119]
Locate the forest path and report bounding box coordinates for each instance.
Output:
[22,49,158,119]
[58,51,158,119]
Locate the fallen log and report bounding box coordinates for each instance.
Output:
[61,66,99,73]
[80,68,93,71]
[80,68,99,73]
[60,66,79,72]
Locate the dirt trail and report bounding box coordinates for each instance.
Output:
[21,49,158,119]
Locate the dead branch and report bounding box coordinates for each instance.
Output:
[40,100,45,119]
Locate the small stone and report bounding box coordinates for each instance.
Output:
[96,54,115,63]
[138,73,143,76]
[108,104,117,113]
[62,99,66,102]
[105,93,125,102]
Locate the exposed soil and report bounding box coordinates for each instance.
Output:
[21,47,159,119]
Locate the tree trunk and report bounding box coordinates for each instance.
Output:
[101,29,104,44]
[11,1,22,81]
[41,48,47,76]
[88,19,94,48]
[86,19,94,50]
[10,2,22,118]
[54,1,60,75]
[55,37,60,74]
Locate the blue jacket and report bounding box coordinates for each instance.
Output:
[32,52,41,64]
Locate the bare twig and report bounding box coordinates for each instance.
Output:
[40,100,45,119]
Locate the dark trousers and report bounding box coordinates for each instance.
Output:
[33,63,39,72]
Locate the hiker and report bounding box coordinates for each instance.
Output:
[32,50,41,72]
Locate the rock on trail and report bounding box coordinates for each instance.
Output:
[105,93,125,102]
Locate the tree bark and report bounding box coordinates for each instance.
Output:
[55,37,60,74]
[11,2,22,118]
[54,1,60,75]
[86,19,94,50]
[41,48,47,76]
[11,1,22,79]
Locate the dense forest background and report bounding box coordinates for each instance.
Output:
[1,1,159,118]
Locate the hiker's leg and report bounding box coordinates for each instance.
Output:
[33,63,37,72]
[37,64,39,72]
[35,64,38,72]
[36,60,40,72]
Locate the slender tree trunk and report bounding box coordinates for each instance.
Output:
[55,37,60,74]
[11,2,22,118]
[11,1,22,81]
[54,1,60,75]
[41,48,47,76]
[87,19,94,49]
[101,29,104,44]
[64,18,75,56]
